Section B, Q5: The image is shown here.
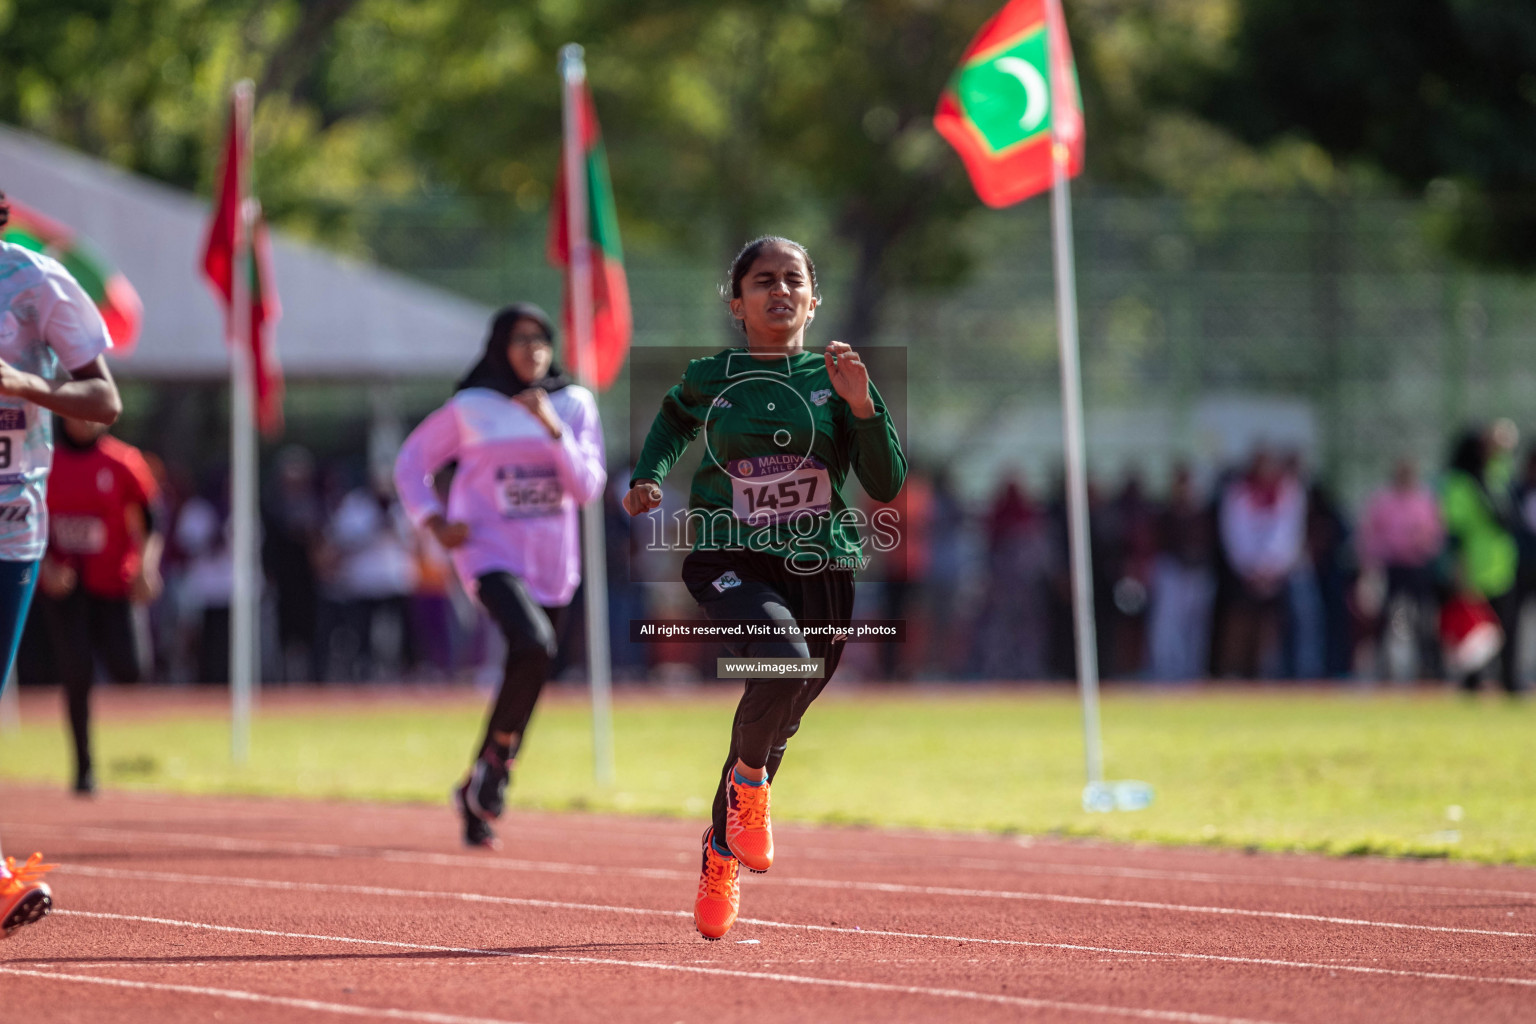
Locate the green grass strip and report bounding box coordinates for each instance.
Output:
[2,687,1531,864]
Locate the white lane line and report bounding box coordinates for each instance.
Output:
[437,826,1536,903]
[57,866,1536,990]
[405,818,1536,901]
[741,919,1536,989]
[753,876,1536,939]
[770,850,1536,902]
[18,960,529,971]
[358,817,1536,901]
[20,825,686,882]
[20,820,1536,904]
[53,909,562,957]
[65,864,688,919]
[473,820,1536,894]
[33,827,1536,940]
[0,965,530,1024]
[23,910,1287,1024]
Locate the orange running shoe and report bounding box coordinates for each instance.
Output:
[1,852,56,938]
[694,827,739,940]
[725,773,773,873]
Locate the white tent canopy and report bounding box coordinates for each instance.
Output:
[0,124,493,379]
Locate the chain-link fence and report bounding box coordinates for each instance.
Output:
[359,192,1536,507]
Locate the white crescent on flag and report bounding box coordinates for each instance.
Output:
[994,55,1049,134]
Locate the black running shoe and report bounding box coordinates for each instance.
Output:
[464,746,511,821]
[454,779,502,850]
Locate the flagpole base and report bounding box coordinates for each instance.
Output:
[1082,780,1155,813]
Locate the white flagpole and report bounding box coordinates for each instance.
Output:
[560,44,616,787]
[1041,0,1103,795]
[1049,145,1103,791]
[229,79,258,763]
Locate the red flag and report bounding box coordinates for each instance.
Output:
[547,81,631,391]
[200,96,283,434]
[247,217,282,433]
[934,0,1085,208]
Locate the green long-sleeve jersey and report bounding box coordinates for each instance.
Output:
[631,347,907,572]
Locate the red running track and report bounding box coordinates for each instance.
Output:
[1,784,1534,1023]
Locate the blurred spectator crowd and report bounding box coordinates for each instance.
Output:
[866,419,1536,692]
[17,443,501,690]
[23,420,1536,692]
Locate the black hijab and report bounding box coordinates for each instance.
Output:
[1448,428,1486,481]
[455,303,572,397]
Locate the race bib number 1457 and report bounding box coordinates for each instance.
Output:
[730,455,832,526]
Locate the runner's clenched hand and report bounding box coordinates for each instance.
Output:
[513,387,564,439]
[824,342,875,419]
[623,479,663,517]
[426,514,471,549]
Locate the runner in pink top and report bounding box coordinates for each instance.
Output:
[394,303,605,849]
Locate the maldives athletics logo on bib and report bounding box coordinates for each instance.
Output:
[934,0,1084,208]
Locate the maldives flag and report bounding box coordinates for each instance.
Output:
[200,98,283,435]
[547,81,631,392]
[934,0,1085,208]
[2,199,144,356]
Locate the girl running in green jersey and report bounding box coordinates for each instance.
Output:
[623,237,906,939]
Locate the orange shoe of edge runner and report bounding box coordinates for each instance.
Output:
[694,827,739,940]
[725,772,773,873]
[1,852,56,938]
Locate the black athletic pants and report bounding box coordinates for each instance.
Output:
[475,572,565,759]
[683,550,855,844]
[27,590,143,784]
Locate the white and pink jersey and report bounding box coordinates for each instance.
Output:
[0,242,112,561]
[393,385,606,607]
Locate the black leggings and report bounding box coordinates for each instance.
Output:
[475,572,565,758]
[684,551,854,842]
[20,590,143,780]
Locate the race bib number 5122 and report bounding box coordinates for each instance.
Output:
[495,465,562,518]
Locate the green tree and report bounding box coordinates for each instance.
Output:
[0,0,403,244]
[386,0,1091,343]
[1183,0,1536,265]
[2,0,1328,341]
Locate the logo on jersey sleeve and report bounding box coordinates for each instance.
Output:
[712,571,742,593]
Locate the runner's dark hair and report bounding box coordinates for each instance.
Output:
[0,190,9,230]
[721,236,820,334]
[456,302,572,396]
